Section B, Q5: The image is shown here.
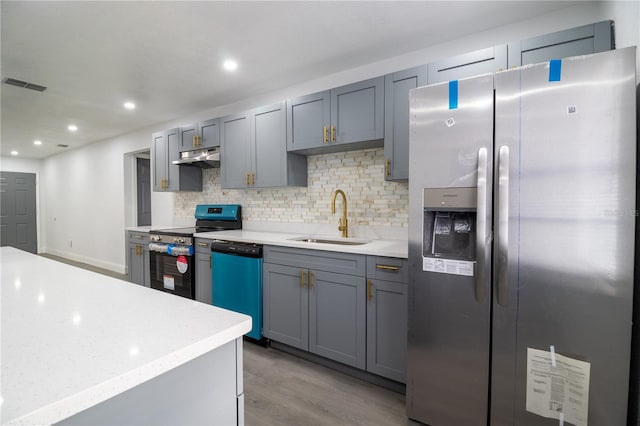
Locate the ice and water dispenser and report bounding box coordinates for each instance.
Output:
[422,188,477,276]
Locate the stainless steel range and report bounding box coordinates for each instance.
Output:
[148,204,242,299]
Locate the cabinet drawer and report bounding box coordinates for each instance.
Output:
[366,256,408,283]
[264,245,365,277]
[127,231,149,245]
[194,238,212,254]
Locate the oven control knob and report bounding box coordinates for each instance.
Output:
[175,237,185,244]
[151,235,161,242]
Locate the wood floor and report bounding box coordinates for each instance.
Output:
[243,342,409,426]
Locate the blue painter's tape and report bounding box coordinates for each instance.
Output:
[449,80,458,110]
[549,59,562,82]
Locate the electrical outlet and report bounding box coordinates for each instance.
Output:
[68,240,72,248]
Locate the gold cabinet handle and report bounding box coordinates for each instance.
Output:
[135,245,138,256]
[367,279,373,301]
[197,242,208,247]
[134,235,143,239]
[251,172,255,186]
[300,270,306,288]
[245,172,249,186]
[385,159,390,177]
[376,264,399,272]
[309,271,314,289]
[196,135,201,147]
[330,125,336,142]
[323,126,328,144]
[192,134,197,147]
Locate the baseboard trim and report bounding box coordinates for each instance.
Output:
[269,341,406,395]
[43,248,126,275]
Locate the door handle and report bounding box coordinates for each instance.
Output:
[323,126,328,144]
[245,172,249,186]
[385,159,390,177]
[197,242,208,247]
[367,280,373,301]
[497,146,510,306]
[330,125,336,142]
[309,271,314,289]
[300,270,306,288]
[475,147,490,303]
[376,264,399,272]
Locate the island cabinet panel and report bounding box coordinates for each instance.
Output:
[126,231,150,287]
[287,76,384,155]
[365,256,408,383]
[508,20,613,68]
[263,246,366,368]
[59,339,242,426]
[384,65,426,181]
[194,238,212,304]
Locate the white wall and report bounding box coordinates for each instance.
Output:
[38,1,639,273]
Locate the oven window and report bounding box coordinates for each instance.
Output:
[150,252,194,299]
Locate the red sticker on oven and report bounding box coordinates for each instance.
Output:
[176,255,188,274]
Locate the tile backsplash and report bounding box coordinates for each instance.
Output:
[175,147,408,231]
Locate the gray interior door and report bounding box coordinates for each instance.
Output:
[136,158,151,226]
[0,171,37,253]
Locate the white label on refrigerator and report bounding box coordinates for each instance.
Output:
[526,348,590,426]
[422,257,474,276]
[163,275,175,290]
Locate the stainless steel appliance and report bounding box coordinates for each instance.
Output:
[407,47,636,426]
[172,147,220,168]
[149,204,242,299]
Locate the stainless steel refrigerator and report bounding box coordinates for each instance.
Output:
[407,47,637,426]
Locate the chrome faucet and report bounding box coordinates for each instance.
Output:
[331,189,348,238]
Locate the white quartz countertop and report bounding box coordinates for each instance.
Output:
[0,247,251,425]
[193,230,408,258]
[125,225,185,233]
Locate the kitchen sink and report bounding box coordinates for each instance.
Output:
[288,236,370,246]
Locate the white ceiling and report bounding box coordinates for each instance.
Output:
[1,1,583,160]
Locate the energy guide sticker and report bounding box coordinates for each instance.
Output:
[526,348,590,426]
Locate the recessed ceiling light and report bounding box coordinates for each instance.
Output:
[223,59,238,72]
[34,140,42,145]
[124,101,136,110]
[11,150,18,156]
[68,124,78,132]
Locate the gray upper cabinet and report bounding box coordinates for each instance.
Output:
[427,45,507,85]
[179,118,221,152]
[287,76,384,155]
[384,65,427,181]
[508,20,613,68]
[151,128,202,192]
[220,112,251,189]
[286,91,331,152]
[222,102,306,189]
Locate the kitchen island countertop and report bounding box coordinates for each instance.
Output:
[0,247,251,425]
[193,229,408,258]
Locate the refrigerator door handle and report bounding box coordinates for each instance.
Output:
[497,145,510,306]
[475,147,489,303]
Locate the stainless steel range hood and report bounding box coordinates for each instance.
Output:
[172,147,220,168]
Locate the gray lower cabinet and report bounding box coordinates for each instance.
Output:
[427,45,507,85]
[151,128,202,192]
[287,77,384,155]
[221,102,306,189]
[194,238,212,304]
[384,65,426,181]
[263,246,366,369]
[126,231,150,287]
[508,20,613,68]
[366,256,408,383]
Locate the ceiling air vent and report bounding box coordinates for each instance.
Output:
[57,144,69,148]
[3,77,47,92]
